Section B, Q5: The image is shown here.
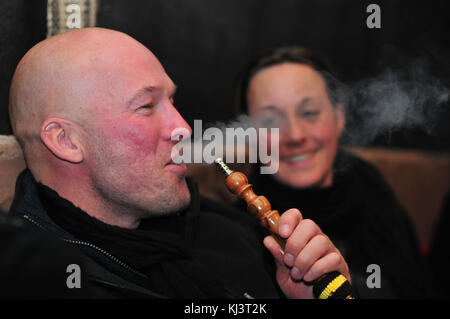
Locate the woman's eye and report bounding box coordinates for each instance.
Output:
[300,110,320,118]
[258,117,281,128]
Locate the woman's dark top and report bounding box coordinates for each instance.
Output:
[245,150,434,298]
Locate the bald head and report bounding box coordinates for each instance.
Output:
[8,28,168,176]
[9,28,190,227]
[10,28,152,142]
[8,27,192,227]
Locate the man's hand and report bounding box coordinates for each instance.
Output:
[263,208,351,299]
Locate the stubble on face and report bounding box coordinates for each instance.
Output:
[76,31,192,221]
[85,117,191,220]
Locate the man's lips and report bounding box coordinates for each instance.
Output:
[165,150,187,172]
[165,159,187,176]
[166,156,185,166]
[167,146,185,166]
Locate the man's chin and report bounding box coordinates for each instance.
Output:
[173,185,192,212]
[162,181,191,215]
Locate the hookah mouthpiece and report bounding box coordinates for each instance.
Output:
[214,158,233,176]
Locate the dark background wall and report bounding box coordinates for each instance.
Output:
[1,0,449,150]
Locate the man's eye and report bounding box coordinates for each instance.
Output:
[140,104,154,109]
[135,103,155,115]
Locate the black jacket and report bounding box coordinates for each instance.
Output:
[0,213,93,298]
[8,169,281,299]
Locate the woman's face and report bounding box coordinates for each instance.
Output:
[247,62,345,188]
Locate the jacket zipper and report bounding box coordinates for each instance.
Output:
[23,214,146,278]
[23,214,253,299]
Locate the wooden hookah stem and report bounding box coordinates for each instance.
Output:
[214,158,355,300]
[214,158,285,247]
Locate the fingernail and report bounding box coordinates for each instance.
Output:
[303,270,313,281]
[284,253,294,267]
[279,224,289,237]
[291,267,302,280]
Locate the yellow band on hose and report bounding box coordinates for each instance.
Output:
[318,274,348,299]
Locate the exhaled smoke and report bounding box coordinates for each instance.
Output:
[205,114,254,132]
[342,60,449,146]
[176,60,448,173]
[173,115,280,173]
[207,60,449,151]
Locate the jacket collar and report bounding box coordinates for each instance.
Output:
[10,169,80,242]
[9,169,180,298]
[10,169,201,238]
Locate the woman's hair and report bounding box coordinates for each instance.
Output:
[235,46,345,116]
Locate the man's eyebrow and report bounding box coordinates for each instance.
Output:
[126,86,155,107]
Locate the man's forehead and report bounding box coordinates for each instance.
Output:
[10,28,176,127]
[22,28,166,88]
[70,34,174,105]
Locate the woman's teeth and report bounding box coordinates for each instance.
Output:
[282,153,313,162]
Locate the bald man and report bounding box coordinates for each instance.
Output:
[8,28,350,299]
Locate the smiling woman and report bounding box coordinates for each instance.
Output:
[235,46,434,298]
[236,47,346,189]
[247,62,344,188]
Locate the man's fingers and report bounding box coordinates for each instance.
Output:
[278,208,302,238]
[289,234,332,281]
[283,219,322,268]
[302,252,342,282]
[263,235,284,265]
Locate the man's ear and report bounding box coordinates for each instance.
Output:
[334,103,346,138]
[40,118,84,163]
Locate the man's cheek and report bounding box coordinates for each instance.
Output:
[105,121,158,156]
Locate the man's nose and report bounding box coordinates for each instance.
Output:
[164,104,192,142]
